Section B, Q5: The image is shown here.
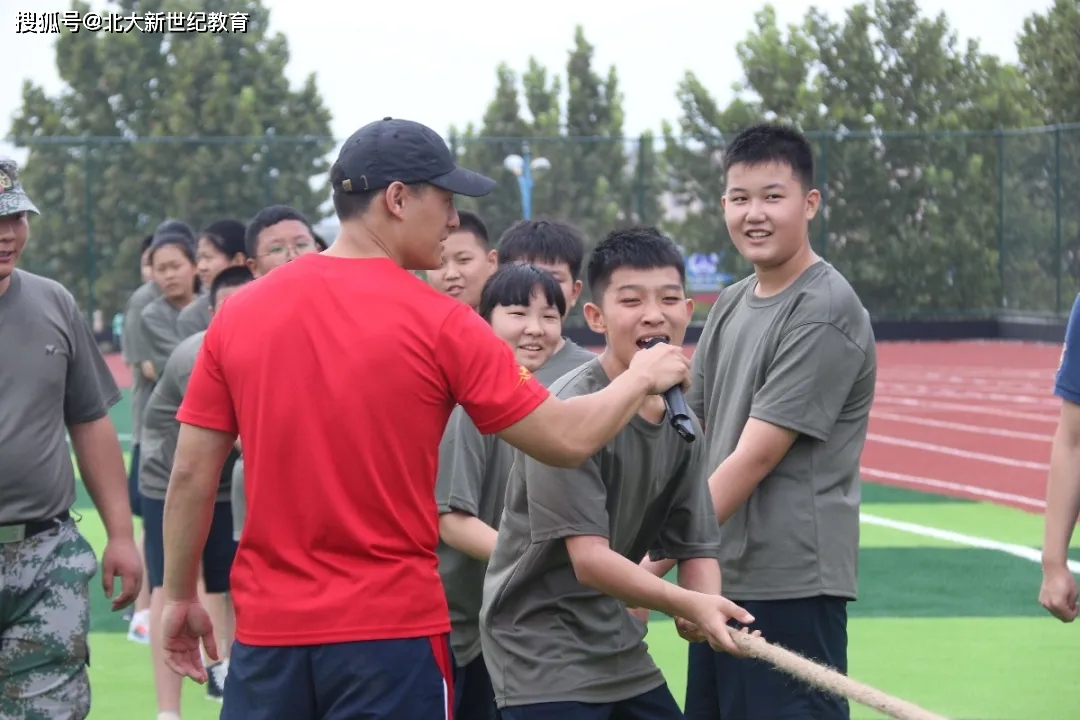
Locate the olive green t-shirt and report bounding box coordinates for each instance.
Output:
[0,270,121,523]
[176,292,211,338]
[480,359,720,708]
[435,338,596,667]
[139,331,229,502]
[688,261,876,602]
[122,280,161,443]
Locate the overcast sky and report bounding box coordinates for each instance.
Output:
[1,0,1050,169]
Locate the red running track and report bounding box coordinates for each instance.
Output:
[864,340,1061,513]
[104,338,1063,513]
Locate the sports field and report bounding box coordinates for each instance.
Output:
[81,340,1079,720]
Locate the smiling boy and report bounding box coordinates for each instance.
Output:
[427,210,498,310]
[682,123,876,720]
[437,263,568,719]
[479,226,755,720]
[497,219,595,384]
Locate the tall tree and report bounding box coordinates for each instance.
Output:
[663,0,1043,318]
[1015,0,1080,311]
[452,26,657,263]
[11,0,334,319]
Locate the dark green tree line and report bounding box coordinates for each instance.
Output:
[449,27,663,256]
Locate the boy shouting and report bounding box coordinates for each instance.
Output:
[480,226,754,719]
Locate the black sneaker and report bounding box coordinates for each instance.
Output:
[206,660,228,701]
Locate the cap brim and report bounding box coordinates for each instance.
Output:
[0,192,39,217]
[429,166,496,198]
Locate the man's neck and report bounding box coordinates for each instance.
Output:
[0,274,10,298]
[327,223,399,264]
[753,243,820,298]
[554,336,566,354]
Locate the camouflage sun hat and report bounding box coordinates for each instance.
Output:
[0,158,40,217]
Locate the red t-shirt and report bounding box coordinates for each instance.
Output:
[176,254,550,646]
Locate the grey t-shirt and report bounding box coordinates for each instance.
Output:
[435,407,515,667]
[231,457,245,542]
[139,331,229,502]
[122,280,161,443]
[0,270,122,524]
[137,295,185,379]
[436,338,598,667]
[480,358,720,708]
[688,261,876,602]
[176,293,211,338]
[533,337,596,386]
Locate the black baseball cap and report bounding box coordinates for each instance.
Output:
[331,117,496,198]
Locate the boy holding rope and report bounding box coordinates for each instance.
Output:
[673,123,877,720]
[480,226,756,720]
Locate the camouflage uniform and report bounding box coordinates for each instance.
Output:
[0,159,39,216]
[0,161,95,720]
[0,520,98,720]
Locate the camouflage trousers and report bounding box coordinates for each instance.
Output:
[0,518,98,720]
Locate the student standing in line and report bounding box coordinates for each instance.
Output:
[480,226,755,720]
[120,232,159,643]
[437,263,569,718]
[496,219,596,384]
[227,206,319,548]
[426,210,498,311]
[135,233,201,385]
[675,123,877,720]
[141,266,254,719]
[176,220,248,338]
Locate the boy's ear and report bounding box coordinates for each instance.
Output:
[583,301,605,334]
[486,248,498,269]
[569,279,583,308]
[246,257,260,278]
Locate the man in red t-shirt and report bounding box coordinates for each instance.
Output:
[159,117,695,720]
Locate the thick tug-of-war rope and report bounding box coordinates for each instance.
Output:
[727,629,950,720]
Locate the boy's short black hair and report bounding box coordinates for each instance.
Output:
[140,234,154,255]
[497,219,586,280]
[456,210,490,248]
[245,205,314,258]
[587,226,686,300]
[722,122,815,190]
[210,265,254,309]
[478,263,567,323]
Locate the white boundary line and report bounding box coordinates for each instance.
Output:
[870,411,1053,442]
[860,512,1080,575]
[873,396,1059,423]
[859,468,1046,509]
[865,434,1051,471]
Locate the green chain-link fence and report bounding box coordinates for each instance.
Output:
[7,123,1080,326]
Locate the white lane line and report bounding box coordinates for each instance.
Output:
[861,467,1046,509]
[873,396,1058,423]
[870,411,1053,442]
[860,513,1080,575]
[865,434,1050,471]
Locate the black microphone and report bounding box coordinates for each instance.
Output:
[643,337,696,443]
